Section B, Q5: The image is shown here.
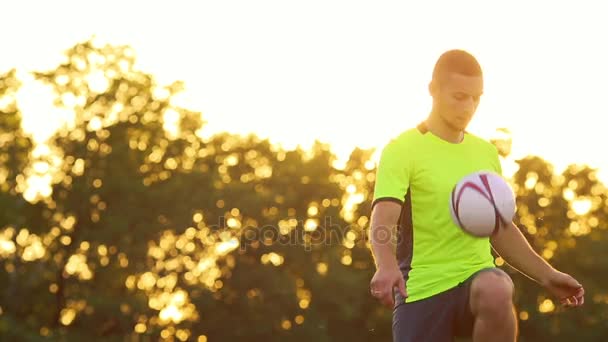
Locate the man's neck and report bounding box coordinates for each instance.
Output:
[426,111,464,144]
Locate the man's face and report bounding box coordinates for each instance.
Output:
[432,73,484,131]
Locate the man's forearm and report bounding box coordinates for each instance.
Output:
[490,222,555,285]
[369,202,402,269]
[370,224,399,269]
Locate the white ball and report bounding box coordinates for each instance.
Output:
[449,171,516,237]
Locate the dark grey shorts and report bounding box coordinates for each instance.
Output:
[392,267,507,342]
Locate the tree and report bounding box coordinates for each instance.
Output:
[0,68,49,339]
[0,40,383,341]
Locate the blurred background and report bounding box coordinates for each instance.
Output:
[0,1,606,341]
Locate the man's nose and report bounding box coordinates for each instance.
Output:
[463,97,475,112]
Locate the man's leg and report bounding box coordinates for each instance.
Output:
[393,290,456,342]
[469,269,517,342]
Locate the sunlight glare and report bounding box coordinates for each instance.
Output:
[538,298,555,313]
[85,70,110,93]
[60,308,76,326]
[159,304,183,324]
[0,238,16,257]
[304,219,318,232]
[571,198,592,216]
[316,262,328,276]
[215,238,239,255]
[163,108,180,139]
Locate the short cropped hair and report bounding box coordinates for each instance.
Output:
[431,49,483,83]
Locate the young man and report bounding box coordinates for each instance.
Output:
[369,49,585,342]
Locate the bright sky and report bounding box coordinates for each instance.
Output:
[2,0,607,180]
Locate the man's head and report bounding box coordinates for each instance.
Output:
[429,49,484,131]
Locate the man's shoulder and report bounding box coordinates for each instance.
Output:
[465,132,499,153]
[386,127,422,148]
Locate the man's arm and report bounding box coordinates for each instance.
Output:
[369,137,410,307]
[370,201,401,269]
[490,221,554,284]
[491,221,585,307]
[369,201,407,308]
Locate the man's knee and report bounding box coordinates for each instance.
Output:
[470,269,514,316]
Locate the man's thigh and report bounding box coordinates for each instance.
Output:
[455,267,514,337]
[393,286,464,342]
[392,268,511,342]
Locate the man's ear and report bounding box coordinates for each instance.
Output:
[429,80,438,97]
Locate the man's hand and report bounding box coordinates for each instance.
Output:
[541,270,585,307]
[491,222,585,308]
[370,265,407,308]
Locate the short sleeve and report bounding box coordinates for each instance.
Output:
[372,139,410,209]
[490,144,502,176]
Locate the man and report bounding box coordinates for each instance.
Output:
[369,49,585,342]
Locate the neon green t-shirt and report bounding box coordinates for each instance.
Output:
[372,123,502,303]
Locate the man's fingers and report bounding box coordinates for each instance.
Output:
[575,289,585,306]
[371,275,406,309]
[565,288,585,307]
[370,284,394,308]
[397,277,408,298]
[380,290,394,308]
[576,287,585,297]
[561,295,585,307]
